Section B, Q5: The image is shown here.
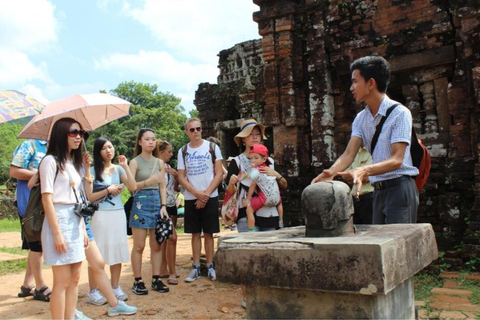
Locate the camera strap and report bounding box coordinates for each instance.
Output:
[65,167,83,205]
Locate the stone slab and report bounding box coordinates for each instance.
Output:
[215,224,438,295]
[245,278,414,319]
[431,288,472,296]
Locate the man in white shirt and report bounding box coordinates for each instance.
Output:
[177,118,224,282]
[312,55,418,224]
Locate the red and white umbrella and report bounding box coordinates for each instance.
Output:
[18,93,131,140]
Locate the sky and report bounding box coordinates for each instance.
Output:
[0,0,261,114]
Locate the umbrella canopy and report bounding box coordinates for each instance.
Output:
[0,90,45,123]
[18,93,131,140]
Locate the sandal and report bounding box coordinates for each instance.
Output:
[33,286,52,302]
[167,278,178,285]
[160,274,180,279]
[18,285,35,297]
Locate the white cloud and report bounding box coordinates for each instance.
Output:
[126,0,259,64]
[0,49,49,88]
[0,0,58,53]
[18,84,50,104]
[94,50,218,91]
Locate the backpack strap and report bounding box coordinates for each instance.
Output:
[370,103,400,154]
[209,141,216,164]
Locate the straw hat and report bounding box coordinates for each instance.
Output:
[234,119,267,146]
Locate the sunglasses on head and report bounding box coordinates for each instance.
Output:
[189,126,202,133]
[68,129,86,138]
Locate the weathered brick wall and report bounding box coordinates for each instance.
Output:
[195,0,480,267]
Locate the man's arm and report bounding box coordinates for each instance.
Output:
[311,136,363,184]
[10,165,36,180]
[338,141,407,196]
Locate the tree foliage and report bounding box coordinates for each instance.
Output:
[0,122,24,184]
[0,81,193,185]
[86,81,190,165]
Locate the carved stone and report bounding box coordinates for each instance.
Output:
[302,181,354,237]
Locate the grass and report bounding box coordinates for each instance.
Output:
[0,218,21,233]
[0,247,28,276]
[414,273,442,301]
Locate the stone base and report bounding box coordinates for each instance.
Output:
[246,278,414,319]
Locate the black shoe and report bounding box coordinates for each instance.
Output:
[132,279,148,295]
[151,278,169,293]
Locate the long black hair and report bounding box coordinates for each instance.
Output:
[46,117,84,172]
[93,136,112,182]
[134,128,155,157]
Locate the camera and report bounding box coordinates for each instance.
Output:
[74,202,99,218]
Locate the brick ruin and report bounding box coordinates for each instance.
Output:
[194,0,480,269]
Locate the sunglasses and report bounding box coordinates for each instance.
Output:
[188,126,202,133]
[68,129,86,138]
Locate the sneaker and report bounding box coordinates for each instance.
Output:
[184,267,201,282]
[85,288,107,305]
[132,279,148,295]
[74,309,92,320]
[113,286,128,301]
[107,300,138,317]
[208,267,217,281]
[151,278,169,293]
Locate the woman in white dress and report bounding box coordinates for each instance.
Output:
[84,137,137,315]
[40,117,90,319]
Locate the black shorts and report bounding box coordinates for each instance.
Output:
[166,205,178,217]
[18,212,43,252]
[184,197,220,234]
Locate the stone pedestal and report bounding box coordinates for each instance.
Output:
[214,224,438,319]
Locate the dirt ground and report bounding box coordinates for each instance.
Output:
[0,228,246,319]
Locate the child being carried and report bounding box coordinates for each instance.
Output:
[242,144,283,231]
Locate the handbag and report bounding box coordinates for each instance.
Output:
[124,196,134,236]
[21,158,59,243]
[155,216,173,244]
[220,183,240,226]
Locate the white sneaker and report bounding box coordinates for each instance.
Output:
[184,267,201,282]
[86,288,107,305]
[74,309,92,320]
[208,267,217,281]
[113,286,128,301]
[107,300,138,317]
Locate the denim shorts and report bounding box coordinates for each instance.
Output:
[129,189,161,229]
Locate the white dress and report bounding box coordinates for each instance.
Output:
[90,166,130,265]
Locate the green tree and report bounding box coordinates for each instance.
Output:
[86,81,190,165]
[0,122,24,185]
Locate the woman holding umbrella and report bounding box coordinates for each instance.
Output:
[39,117,90,319]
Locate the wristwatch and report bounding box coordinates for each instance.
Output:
[276,175,283,181]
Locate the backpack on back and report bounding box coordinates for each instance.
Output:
[22,158,59,242]
[371,104,431,192]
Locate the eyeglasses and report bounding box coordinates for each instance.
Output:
[68,129,86,138]
[249,133,262,138]
[188,127,202,133]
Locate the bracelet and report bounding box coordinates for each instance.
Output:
[276,175,283,181]
[106,188,110,195]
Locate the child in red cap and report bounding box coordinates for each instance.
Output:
[242,144,283,231]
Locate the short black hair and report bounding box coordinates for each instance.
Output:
[350,56,390,93]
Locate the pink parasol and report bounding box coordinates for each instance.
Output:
[18,93,131,140]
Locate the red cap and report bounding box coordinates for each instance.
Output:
[250,144,269,157]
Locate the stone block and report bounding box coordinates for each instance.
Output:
[215,224,437,294]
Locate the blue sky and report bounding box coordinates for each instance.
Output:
[0,0,260,113]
